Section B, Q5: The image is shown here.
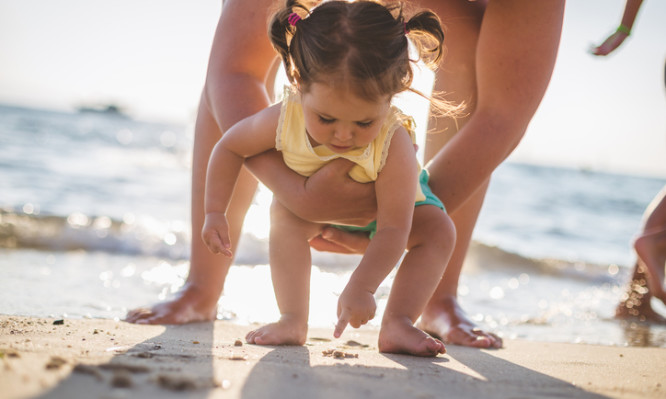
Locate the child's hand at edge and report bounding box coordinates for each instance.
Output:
[201,212,233,257]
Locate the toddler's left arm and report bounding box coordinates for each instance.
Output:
[335,126,419,335]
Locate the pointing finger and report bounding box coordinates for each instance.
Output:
[334,311,349,338]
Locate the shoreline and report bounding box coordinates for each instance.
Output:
[1,315,664,399]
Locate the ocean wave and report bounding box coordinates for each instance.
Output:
[0,208,358,271]
[0,208,628,281]
[465,241,626,283]
[0,209,189,260]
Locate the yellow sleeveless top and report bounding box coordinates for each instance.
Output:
[275,87,425,201]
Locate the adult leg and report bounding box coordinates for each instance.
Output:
[616,186,666,321]
[126,0,278,324]
[634,187,666,304]
[426,0,564,210]
[417,0,564,347]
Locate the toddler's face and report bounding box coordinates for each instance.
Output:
[300,82,390,154]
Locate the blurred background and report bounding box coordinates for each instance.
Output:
[1,0,665,176]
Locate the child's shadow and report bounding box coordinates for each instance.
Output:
[36,322,217,398]
[241,345,613,399]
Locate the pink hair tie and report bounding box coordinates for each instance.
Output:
[403,22,410,35]
[288,13,301,26]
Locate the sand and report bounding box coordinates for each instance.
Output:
[1,315,664,399]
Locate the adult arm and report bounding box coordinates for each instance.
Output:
[203,0,279,132]
[245,150,378,225]
[591,0,644,56]
[425,0,565,214]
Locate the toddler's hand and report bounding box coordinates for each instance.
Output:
[334,285,376,338]
[201,212,233,257]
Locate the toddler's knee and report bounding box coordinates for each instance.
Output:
[436,213,457,251]
[415,210,456,253]
[270,200,296,226]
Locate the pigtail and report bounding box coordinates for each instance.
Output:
[268,0,311,84]
[404,10,445,68]
[398,6,463,120]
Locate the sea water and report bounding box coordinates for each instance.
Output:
[1,104,665,348]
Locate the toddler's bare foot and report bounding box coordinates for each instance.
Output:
[245,316,308,346]
[125,283,219,325]
[378,317,446,357]
[417,295,502,349]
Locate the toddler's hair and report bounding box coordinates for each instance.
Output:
[269,0,458,116]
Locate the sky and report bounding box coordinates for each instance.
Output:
[1,0,665,178]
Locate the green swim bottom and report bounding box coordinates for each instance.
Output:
[333,169,445,239]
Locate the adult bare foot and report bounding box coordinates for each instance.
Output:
[378,317,446,357]
[125,282,219,325]
[418,295,502,349]
[245,316,308,346]
[615,262,666,323]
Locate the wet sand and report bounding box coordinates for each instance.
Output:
[1,315,664,399]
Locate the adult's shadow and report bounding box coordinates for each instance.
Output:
[241,344,612,399]
[437,346,611,399]
[36,321,217,398]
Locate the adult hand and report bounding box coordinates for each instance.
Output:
[591,31,629,56]
[309,226,371,254]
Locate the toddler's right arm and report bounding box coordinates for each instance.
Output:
[201,103,282,256]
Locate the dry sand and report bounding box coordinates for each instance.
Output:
[1,315,664,399]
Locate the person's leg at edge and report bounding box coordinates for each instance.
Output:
[616,186,666,322]
[635,188,666,303]
[125,0,277,324]
[417,0,564,348]
[378,205,455,356]
[615,261,666,323]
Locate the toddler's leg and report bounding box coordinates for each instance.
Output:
[245,199,322,346]
[378,205,455,357]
